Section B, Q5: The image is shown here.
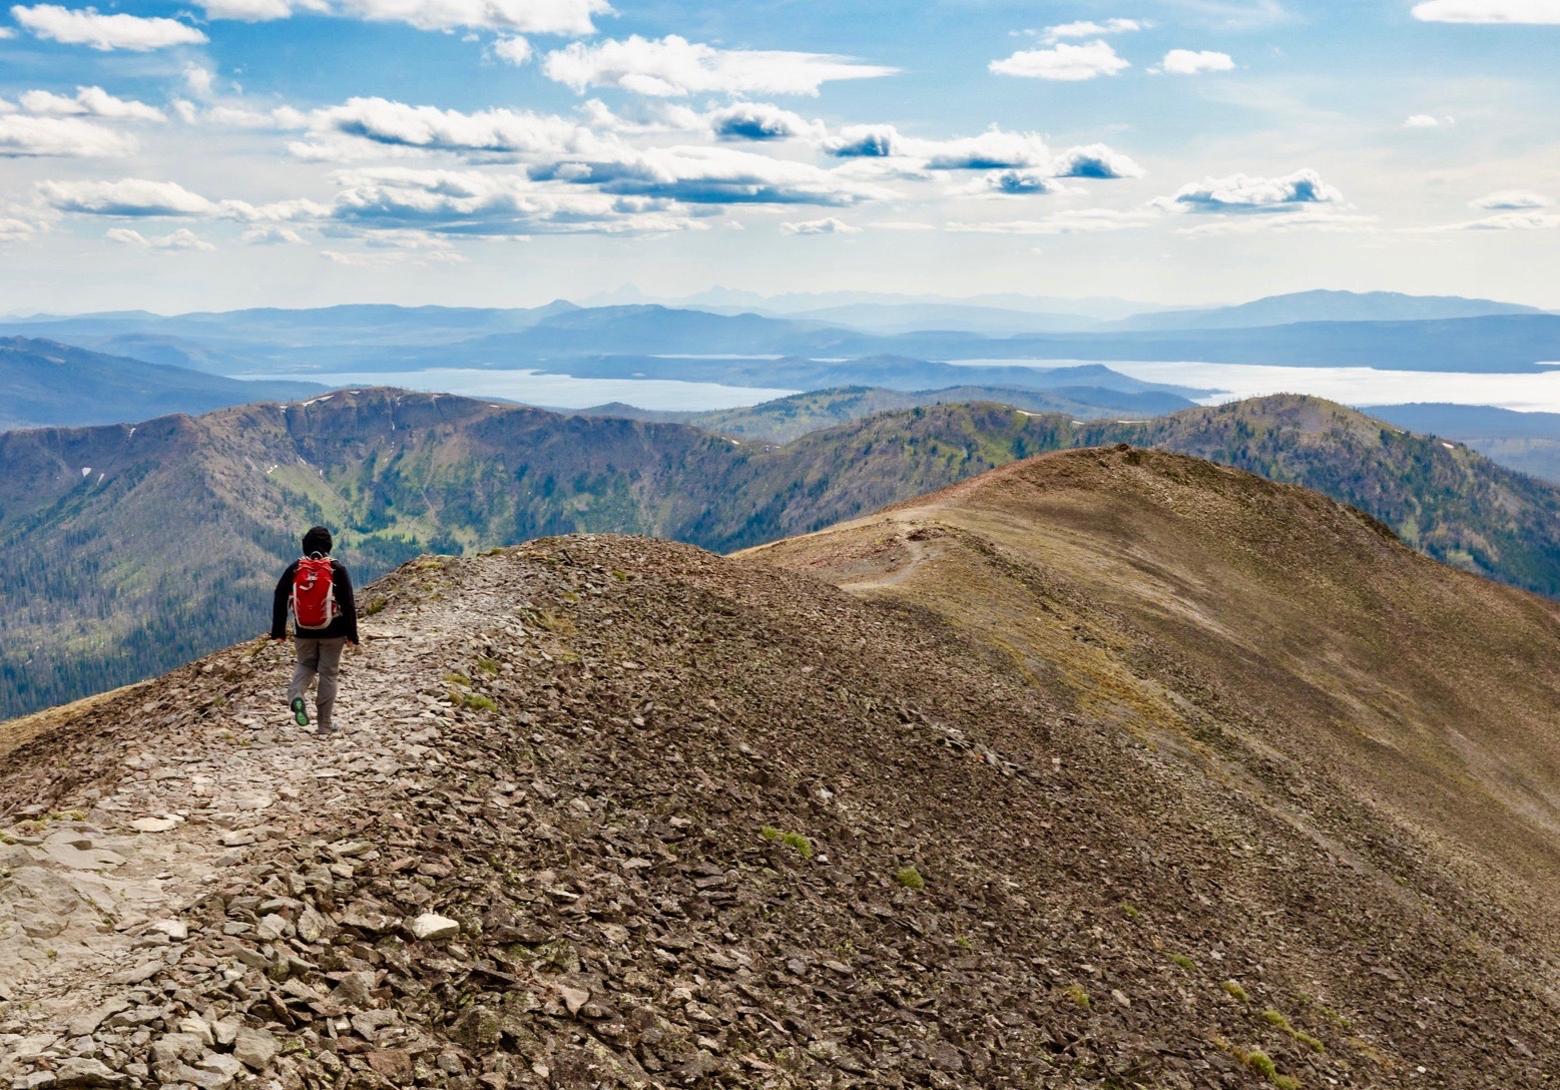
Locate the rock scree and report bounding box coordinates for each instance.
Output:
[0,531,1555,1088]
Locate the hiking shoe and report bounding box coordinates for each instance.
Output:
[290,697,309,727]
[316,721,337,736]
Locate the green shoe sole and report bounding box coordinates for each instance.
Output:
[291,697,309,727]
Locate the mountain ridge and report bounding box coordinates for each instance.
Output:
[1,450,1555,1086]
[0,337,325,430]
[4,388,1557,718]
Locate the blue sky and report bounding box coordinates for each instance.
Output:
[1,0,1558,312]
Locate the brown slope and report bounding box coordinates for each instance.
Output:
[747,445,1560,961]
[0,483,1556,1086]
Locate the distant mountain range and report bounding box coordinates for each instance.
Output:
[1105,289,1546,330]
[3,387,1556,717]
[4,290,1556,379]
[0,337,322,430]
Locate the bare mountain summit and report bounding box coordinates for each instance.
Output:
[1,448,1557,1088]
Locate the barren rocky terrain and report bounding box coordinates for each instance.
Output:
[2,448,1557,1088]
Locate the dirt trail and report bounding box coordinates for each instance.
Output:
[0,557,503,1075]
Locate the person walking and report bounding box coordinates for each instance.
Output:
[271,526,358,734]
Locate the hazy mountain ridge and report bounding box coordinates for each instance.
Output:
[1106,288,1547,330]
[5,292,1557,379]
[0,337,324,430]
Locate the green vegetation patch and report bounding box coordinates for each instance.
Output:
[759,826,814,859]
[894,865,926,891]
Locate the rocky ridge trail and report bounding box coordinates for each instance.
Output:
[1,534,1555,1088]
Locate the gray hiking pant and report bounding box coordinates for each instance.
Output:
[289,637,346,730]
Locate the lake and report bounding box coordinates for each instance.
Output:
[243,368,799,411]
[952,359,1560,413]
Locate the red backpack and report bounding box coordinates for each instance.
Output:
[291,556,338,631]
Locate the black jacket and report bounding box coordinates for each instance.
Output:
[272,558,359,643]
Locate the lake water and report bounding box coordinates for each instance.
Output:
[952,359,1560,413]
[245,368,799,411]
[249,360,1560,415]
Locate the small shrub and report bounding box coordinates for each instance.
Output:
[1293,1030,1325,1053]
[475,657,500,675]
[1222,979,1250,1002]
[760,826,813,859]
[1119,901,1142,920]
[1273,1077,1300,1090]
[894,865,925,891]
[1062,983,1090,1008]
[363,597,387,617]
[1242,1049,1277,1079]
[1262,1008,1292,1030]
[443,672,472,687]
[463,693,497,712]
[1169,953,1197,971]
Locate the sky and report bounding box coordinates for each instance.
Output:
[1,0,1558,313]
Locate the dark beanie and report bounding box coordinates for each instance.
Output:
[301,526,333,556]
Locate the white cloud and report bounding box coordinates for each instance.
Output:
[543,34,898,97]
[782,216,859,235]
[200,0,297,18]
[1051,143,1144,179]
[325,165,706,235]
[19,86,166,122]
[0,115,137,157]
[41,177,219,216]
[185,64,216,98]
[1157,49,1235,74]
[106,226,216,251]
[203,104,311,129]
[528,144,894,206]
[1429,210,1560,231]
[11,4,207,50]
[337,0,609,33]
[38,176,326,222]
[494,35,532,65]
[298,97,887,207]
[1471,189,1548,210]
[1043,18,1144,40]
[1160,168,1343,213]
[0,26,12,38]
[1175,208,1374,235]
[0,218,37,243]
[1412,1,1560,23]
[307,96,611,159]
[825,125,1142,182]
[1403,113,1455,128]
[706,102,823,142]
[946,208,1159,234]
[989,40,1131,81]
[243,225,308,244]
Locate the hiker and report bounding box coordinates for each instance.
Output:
[271,526,358,734]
